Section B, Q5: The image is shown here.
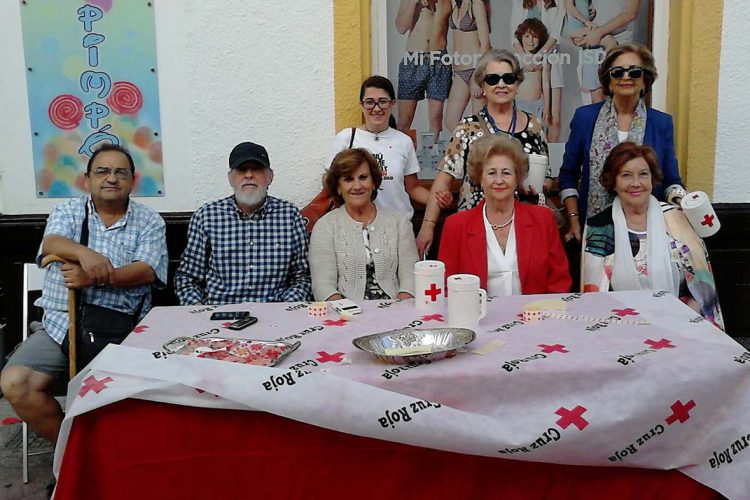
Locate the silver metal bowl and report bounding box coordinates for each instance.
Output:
[352,327,475,364]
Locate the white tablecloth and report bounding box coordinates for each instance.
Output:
[54,291,750,499]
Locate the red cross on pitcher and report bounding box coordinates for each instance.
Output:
[414,260,445,311]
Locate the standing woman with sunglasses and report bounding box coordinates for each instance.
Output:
[324,75,440,221]
[417,49,549,256]
[559,43,685,244]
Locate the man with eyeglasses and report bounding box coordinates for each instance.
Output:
[1,143,168,444]
[174,141,311,305]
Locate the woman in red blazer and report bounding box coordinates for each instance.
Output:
[438,135,571,295]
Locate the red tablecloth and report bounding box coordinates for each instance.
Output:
[55,399,719,500]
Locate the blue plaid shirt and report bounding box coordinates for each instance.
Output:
[36,196,169,344]
[174,195,312,304]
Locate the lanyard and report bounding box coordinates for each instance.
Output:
[483,105,517,136]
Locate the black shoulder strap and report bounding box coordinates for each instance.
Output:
[80,201,90,247]
[349,127,356,148]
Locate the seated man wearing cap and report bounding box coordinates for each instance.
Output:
[174,142,312,304]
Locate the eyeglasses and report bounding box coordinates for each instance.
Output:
[484,73,519,86]
[608,66,644,80]
[361,98,393,110]
[91,167,132,179]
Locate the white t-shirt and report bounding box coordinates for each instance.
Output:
[324,127,421,220]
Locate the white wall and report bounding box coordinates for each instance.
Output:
[714,0,750,203]
[0,0,335,215]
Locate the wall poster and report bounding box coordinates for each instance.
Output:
[21,0,164,197]
[385,0,653,179]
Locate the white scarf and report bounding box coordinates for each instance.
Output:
[611,196,678,295]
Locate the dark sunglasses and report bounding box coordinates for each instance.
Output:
[484,73,518,86]
[608,66,644,80]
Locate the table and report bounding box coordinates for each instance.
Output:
[53,291,750,498]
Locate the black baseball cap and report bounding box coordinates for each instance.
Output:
[229,142,271,170]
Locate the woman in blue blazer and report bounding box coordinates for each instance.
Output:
[559,43,685,243]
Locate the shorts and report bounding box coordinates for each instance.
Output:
[550,46,564,89]
[4,323,68,377]
[397,50,451,101]
[581,47,604,91]
[428,50,452,100]
[516,98,544,119]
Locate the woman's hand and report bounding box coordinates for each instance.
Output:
[470,79,484,100]
[416,225,434,258]
[397,292,413,300]
[565,217,582,244]
[434,189,453,209]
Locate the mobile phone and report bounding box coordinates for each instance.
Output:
[227,316,258,330]
[328,298,363,315]
[210,311,250,321]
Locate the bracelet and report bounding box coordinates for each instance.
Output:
[568,212,579,219]
[423,218,437,225]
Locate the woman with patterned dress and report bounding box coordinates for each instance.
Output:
[581,142,723,330]
[310,148,419,302]
[417,49,550,256]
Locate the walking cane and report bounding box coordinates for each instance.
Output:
[40,255,77,379]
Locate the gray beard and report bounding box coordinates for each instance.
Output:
[234,185,267,208]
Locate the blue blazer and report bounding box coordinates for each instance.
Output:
[558,101,683,219]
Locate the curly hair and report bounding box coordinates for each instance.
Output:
[467,135,529,186]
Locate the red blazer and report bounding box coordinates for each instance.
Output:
[438,201,571,294]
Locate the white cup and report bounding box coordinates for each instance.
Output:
[414,261,446,311]
[447,274,487,331]
[680,191,721,237]
[523,153,548,193]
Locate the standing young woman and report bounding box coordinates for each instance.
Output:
[442,0,491,133]
[324,76,446,221]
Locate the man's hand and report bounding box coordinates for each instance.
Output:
[77,248,115,286]
[397,292,414,300]
[60,262,95,289]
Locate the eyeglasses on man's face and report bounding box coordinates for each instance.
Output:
[483,73,519,86]
[608,66,644,80]
[361,98,393,110]
[91,167,132,180]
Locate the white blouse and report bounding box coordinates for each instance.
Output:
[483,205,522,297]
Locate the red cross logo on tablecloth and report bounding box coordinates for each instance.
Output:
[701,214,715,227]
[555,405,589,431]
[539,344,569,354]
[424,283,442,301]
[612,307,638,317]
[316,351,345,363]
[2,417,22,425]
[421,313,444,322]
[665,399,696,425]
[644,338,675,349]
[79,375,113,397]
[323,319,348,327]
[132,325,149,334]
